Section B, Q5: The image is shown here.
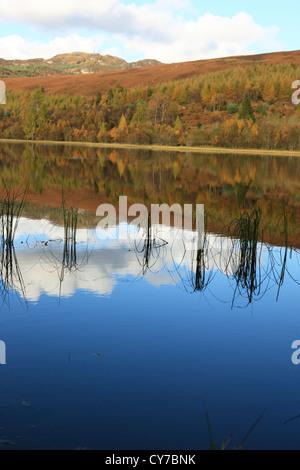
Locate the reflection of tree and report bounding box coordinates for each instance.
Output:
[0,145,299,246]
[235,180,253,210]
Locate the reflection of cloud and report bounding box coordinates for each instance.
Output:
[14,246,123,301]
[7,217,248,302]
[15,218,93,244]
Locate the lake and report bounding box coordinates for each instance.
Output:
[0,142,299,450]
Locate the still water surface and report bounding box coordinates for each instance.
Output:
[0,143,299,450]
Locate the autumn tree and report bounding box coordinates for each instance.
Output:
[239,94,256,122]
[23,86,48,139]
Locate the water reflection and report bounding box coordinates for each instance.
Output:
[133,213,168,276]
[0,188,27,304]
[2,212,299,309]
[0,242,26,304]
[0,143,300,246]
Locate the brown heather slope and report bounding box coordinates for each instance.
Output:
[4,49,300,97]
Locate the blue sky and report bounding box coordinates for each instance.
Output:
[0,0,297,62]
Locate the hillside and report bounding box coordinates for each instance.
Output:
[3,49,300,98]
[1,48,300,153]
[0,52,162,78]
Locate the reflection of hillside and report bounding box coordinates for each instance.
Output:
[0,143,299,246]
[19,197,300,251]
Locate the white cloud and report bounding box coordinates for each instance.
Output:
[120,12,281,63]
[0,34,103,60]
[0,0,280,62]
[0,0,120,26]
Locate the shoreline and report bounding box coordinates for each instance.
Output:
[1,138,300,157]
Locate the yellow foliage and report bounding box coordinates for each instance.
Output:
[251,124,259,138]
[109,127,119,142]
[118,114,127,132]
[237,120,245,133]
[117,160,126,177]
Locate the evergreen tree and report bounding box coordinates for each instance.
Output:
[96,92,102,106]
[239,94,256,122]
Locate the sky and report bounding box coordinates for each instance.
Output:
[0,0,297,63]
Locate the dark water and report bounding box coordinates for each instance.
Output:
[0,143,299,450]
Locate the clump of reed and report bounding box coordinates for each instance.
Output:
[226,208,262,306]
[191,248,207,292]
[186,210,214,293]
[62,204,78,270]
[204,402,266,450]
[0,188,27,300]
[58,202,79,296]
[140,212,154,274]
[134,211,167,276]
[0,188,27,248]
[268,203,290,301]
[0,241,25,302]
